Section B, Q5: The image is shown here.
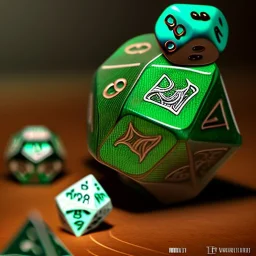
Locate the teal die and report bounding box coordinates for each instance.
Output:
[155,3,229,65]
[5,126,65,184]
[55,174,112,237]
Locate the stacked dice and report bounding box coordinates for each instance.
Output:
[87,4,242,204]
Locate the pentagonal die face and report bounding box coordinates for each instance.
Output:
[155,4,229,65]
[55,174,112,237]
[87,34,241,204]
[6,126,65,184]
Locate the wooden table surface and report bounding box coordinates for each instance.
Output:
[0,69,255,256]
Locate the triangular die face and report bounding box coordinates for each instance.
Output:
[188,140,238,188]
[201,99,229,130]
[2,214,72,256]
[64,209,95,237]
[48,231,73,256]
[190,74,241,145]
[2,220,45,255]
[21,142,53,164]
[8,160,35,184]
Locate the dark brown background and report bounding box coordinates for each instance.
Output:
[0,0,255,73]
[0,1,255,256]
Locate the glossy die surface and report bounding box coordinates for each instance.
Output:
[87,34,241,204]
[5,126,65,184]
[55,174,112,237]
[155,4,229,65]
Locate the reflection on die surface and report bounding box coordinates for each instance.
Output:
[5,126,66,184]
[155,3,229,66]
[87,4,242,204]
[55,174,112,237]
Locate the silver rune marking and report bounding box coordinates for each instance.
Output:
[114,122,162,163]
[201,99,230,130]
[125,42,152,55]
[144,74,199,115]
[194,148,228,178]
[165,165,190,183]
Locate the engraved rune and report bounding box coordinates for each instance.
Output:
[114,123,161,163]
[144,74,199,115]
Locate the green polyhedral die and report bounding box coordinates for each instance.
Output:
[1,212,72,256]
[5,126,66,184]
[86,4,242,204]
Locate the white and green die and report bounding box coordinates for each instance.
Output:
[55,174,112,237]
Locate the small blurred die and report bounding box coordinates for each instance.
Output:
[5,126,66,184]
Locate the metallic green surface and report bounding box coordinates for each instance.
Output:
[155,4,228,53]
[100,115,177,176]
[87,74,99,157]
[190,74,242,145]
[122,50,216,139]
[187,140,240,194]
[6,126,65,184]
[88,32,242,203]
[92,34,161,152]
[142,142,188,183]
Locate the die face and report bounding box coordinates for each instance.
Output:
[88,34,162,155]
[2,220,45,255]
[87,79,99,158]
[21,142,54,163]
[99,115,177,177]
[122,50,216,138]
[6,133,24,159]
[8,159,36,184]
[2,213,73,256]
[64,209,96,237]
[37,159,64,183]
[22,126,51,141]
[188,140,238,187]
[141,141,189,183]
[155,4,228,65]
[89,34,241,204]
[86,201,112,233]
[189,74,241,145]
[137,141,238,204]
[6,126,65,184]
[55,174,112,236]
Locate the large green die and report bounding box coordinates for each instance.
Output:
[87,34,241,204]
[55,174,112,237]
[155,3,229,65]
[5,126,65,184]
